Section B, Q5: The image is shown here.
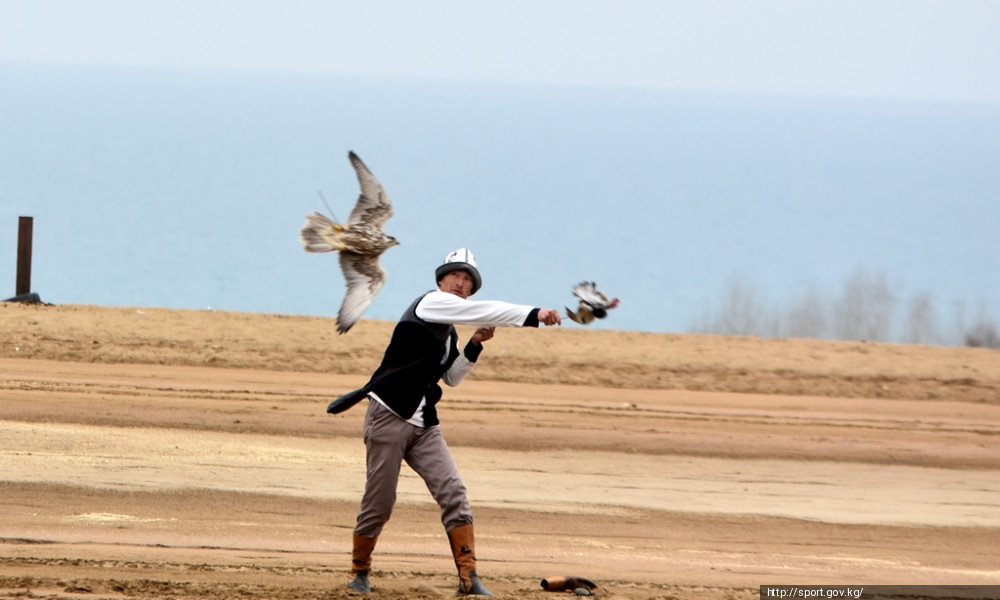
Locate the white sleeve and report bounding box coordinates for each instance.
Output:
[442,352,475,387]
[416,290,534,328]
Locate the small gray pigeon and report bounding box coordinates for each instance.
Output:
[565,281,619,325]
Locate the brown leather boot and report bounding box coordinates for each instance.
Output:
[447,524,494,596]
[349,534,377,593]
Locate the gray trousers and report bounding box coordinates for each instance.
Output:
[354,400,473,538]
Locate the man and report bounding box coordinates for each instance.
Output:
[347,248,561,596]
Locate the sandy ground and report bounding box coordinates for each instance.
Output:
[1,303,999,600]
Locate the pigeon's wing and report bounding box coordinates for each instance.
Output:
[565,302,596,325]
[336,251,387,334]
[345,151,394,228]
[572,281,612,309]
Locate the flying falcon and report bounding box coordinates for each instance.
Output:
[300,151,399,334]
[565,281,619,325]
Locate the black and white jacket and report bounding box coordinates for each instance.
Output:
[365,290,542,427]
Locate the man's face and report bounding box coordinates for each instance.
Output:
[438,269,474,299]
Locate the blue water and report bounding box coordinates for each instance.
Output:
[1,62,998,343]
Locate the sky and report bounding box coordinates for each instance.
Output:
[1,0,999,104]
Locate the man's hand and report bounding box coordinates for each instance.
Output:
[537,308,562,326]
[471,326,495,345]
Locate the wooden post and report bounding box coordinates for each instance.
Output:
[16,216,33,296]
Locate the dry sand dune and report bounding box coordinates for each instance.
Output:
[1,303,999,600]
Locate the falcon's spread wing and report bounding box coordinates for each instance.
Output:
[336,251,387,334]
[346,151,394,228]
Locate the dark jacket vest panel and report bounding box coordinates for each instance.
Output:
[365,293,458,426]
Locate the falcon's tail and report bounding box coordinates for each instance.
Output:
[300,212,343,253]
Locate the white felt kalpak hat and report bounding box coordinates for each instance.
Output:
[435,248,482,295]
